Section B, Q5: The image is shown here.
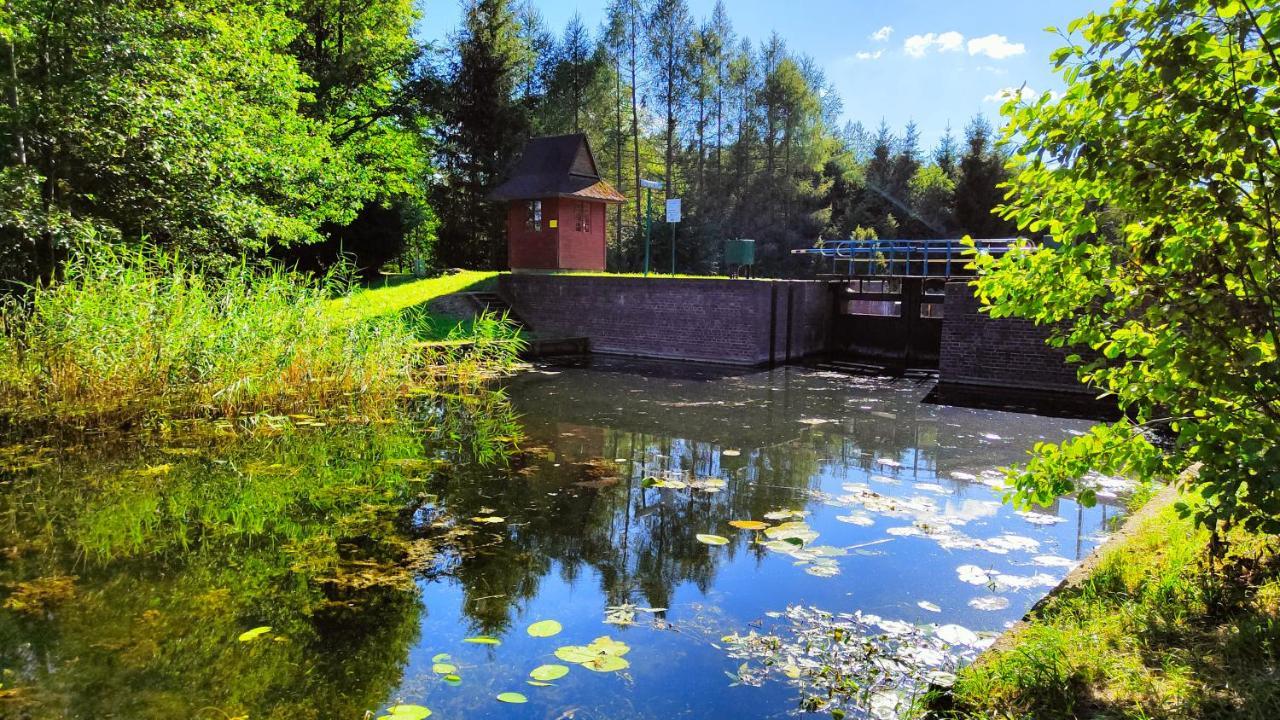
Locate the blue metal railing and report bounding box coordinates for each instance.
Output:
[791,238,1025,278]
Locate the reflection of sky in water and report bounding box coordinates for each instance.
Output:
[400,361,1123,719]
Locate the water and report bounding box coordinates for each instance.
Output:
[0,360,1124,719]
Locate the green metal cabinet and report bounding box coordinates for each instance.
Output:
[724,238,755,267]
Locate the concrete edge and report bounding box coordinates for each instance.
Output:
[937,377,1097,397]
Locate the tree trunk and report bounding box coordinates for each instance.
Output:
[614,45,624,266]
[6,40,25,165]
[629,7,642,232]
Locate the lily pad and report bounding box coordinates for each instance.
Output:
[554,645,597,663]
[529,664,570,681]
[721,449,741,456]
[581,654,630,672]
[728,520,768,531]
[527,680,553,687]
[443,674,461,686]
[968,596,1011,611]
[431,652,451,663]
[587,635,630,656]
[463,636,501,645]
[956,564,991,585]
[527,620,562,637]
[936,623,980,646]
[431,662,456,675]
[917,601,942,613]
[696,533,730,546]
[496,692,527,704]
[470,516,505,524]
[383,704,431,720]
[237,626,272,642]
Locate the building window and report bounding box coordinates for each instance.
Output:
[526,200,542,232]
[576,201,590,232]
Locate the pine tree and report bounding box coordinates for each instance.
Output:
[644,0,692,198]
[434,0,530,268]
[954,115,1015,238]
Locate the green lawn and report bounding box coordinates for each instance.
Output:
[328,271,500,340]
[939,492,1280,720]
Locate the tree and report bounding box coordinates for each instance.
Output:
[644,0,691,197]
[934,123,959,179]
[0,0,403,282]
[954,115,1014,238]
[432,0,530,269]
[539,14,607,134]
[971,0,1280,547]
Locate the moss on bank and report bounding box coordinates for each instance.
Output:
[938,494,1280,719]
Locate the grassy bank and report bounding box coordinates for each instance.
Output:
[329,270,499,340]
[939,494,1280,719]
[0,252,515,426]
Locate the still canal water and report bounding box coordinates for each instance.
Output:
[0,360,1125,719]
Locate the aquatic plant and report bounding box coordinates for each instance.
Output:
[723,605,991,719]
[0,247,421,424]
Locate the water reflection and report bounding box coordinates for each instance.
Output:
[0,392,520,719]
[0,361,1121,719]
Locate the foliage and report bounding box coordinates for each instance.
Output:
[0,247,420,424]
[943,494,1280,719]
[971,0,1280,539]
[0,0,428,282]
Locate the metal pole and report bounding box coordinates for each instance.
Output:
[670,222,676,274]
[644,189,651,277]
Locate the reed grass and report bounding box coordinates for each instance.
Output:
[0,247,426,425]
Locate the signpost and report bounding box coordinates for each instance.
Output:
[666,198,681,275]
[640,179,663,276]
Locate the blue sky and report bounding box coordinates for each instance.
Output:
[417,0,1109,150]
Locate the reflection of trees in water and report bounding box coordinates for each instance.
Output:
[0,389,523,720]
[432,425,827,635]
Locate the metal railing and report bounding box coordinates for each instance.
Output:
[791,238,1025,278]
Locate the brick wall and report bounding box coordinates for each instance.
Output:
[939,282,1087,393]
[499,274,834,366]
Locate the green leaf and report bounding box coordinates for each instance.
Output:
[496,692,528,704]
[237,626,272,642]
[529,663,570,681]
[695,533,730,545]
[526,619,562,637]
[384,704,431,720]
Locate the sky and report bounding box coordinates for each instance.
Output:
[416,0,1110,150]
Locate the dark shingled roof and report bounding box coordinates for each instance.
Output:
[488,134,627,203]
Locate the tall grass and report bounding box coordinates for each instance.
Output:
[0,247,421,424]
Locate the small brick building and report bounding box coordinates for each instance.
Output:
[488,134,626,271]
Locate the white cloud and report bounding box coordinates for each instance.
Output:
[984,86,1059,104]
[967,34,1026,60]
[855,50,883,61]
[870,26,893,42]
[904,31,964,58]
